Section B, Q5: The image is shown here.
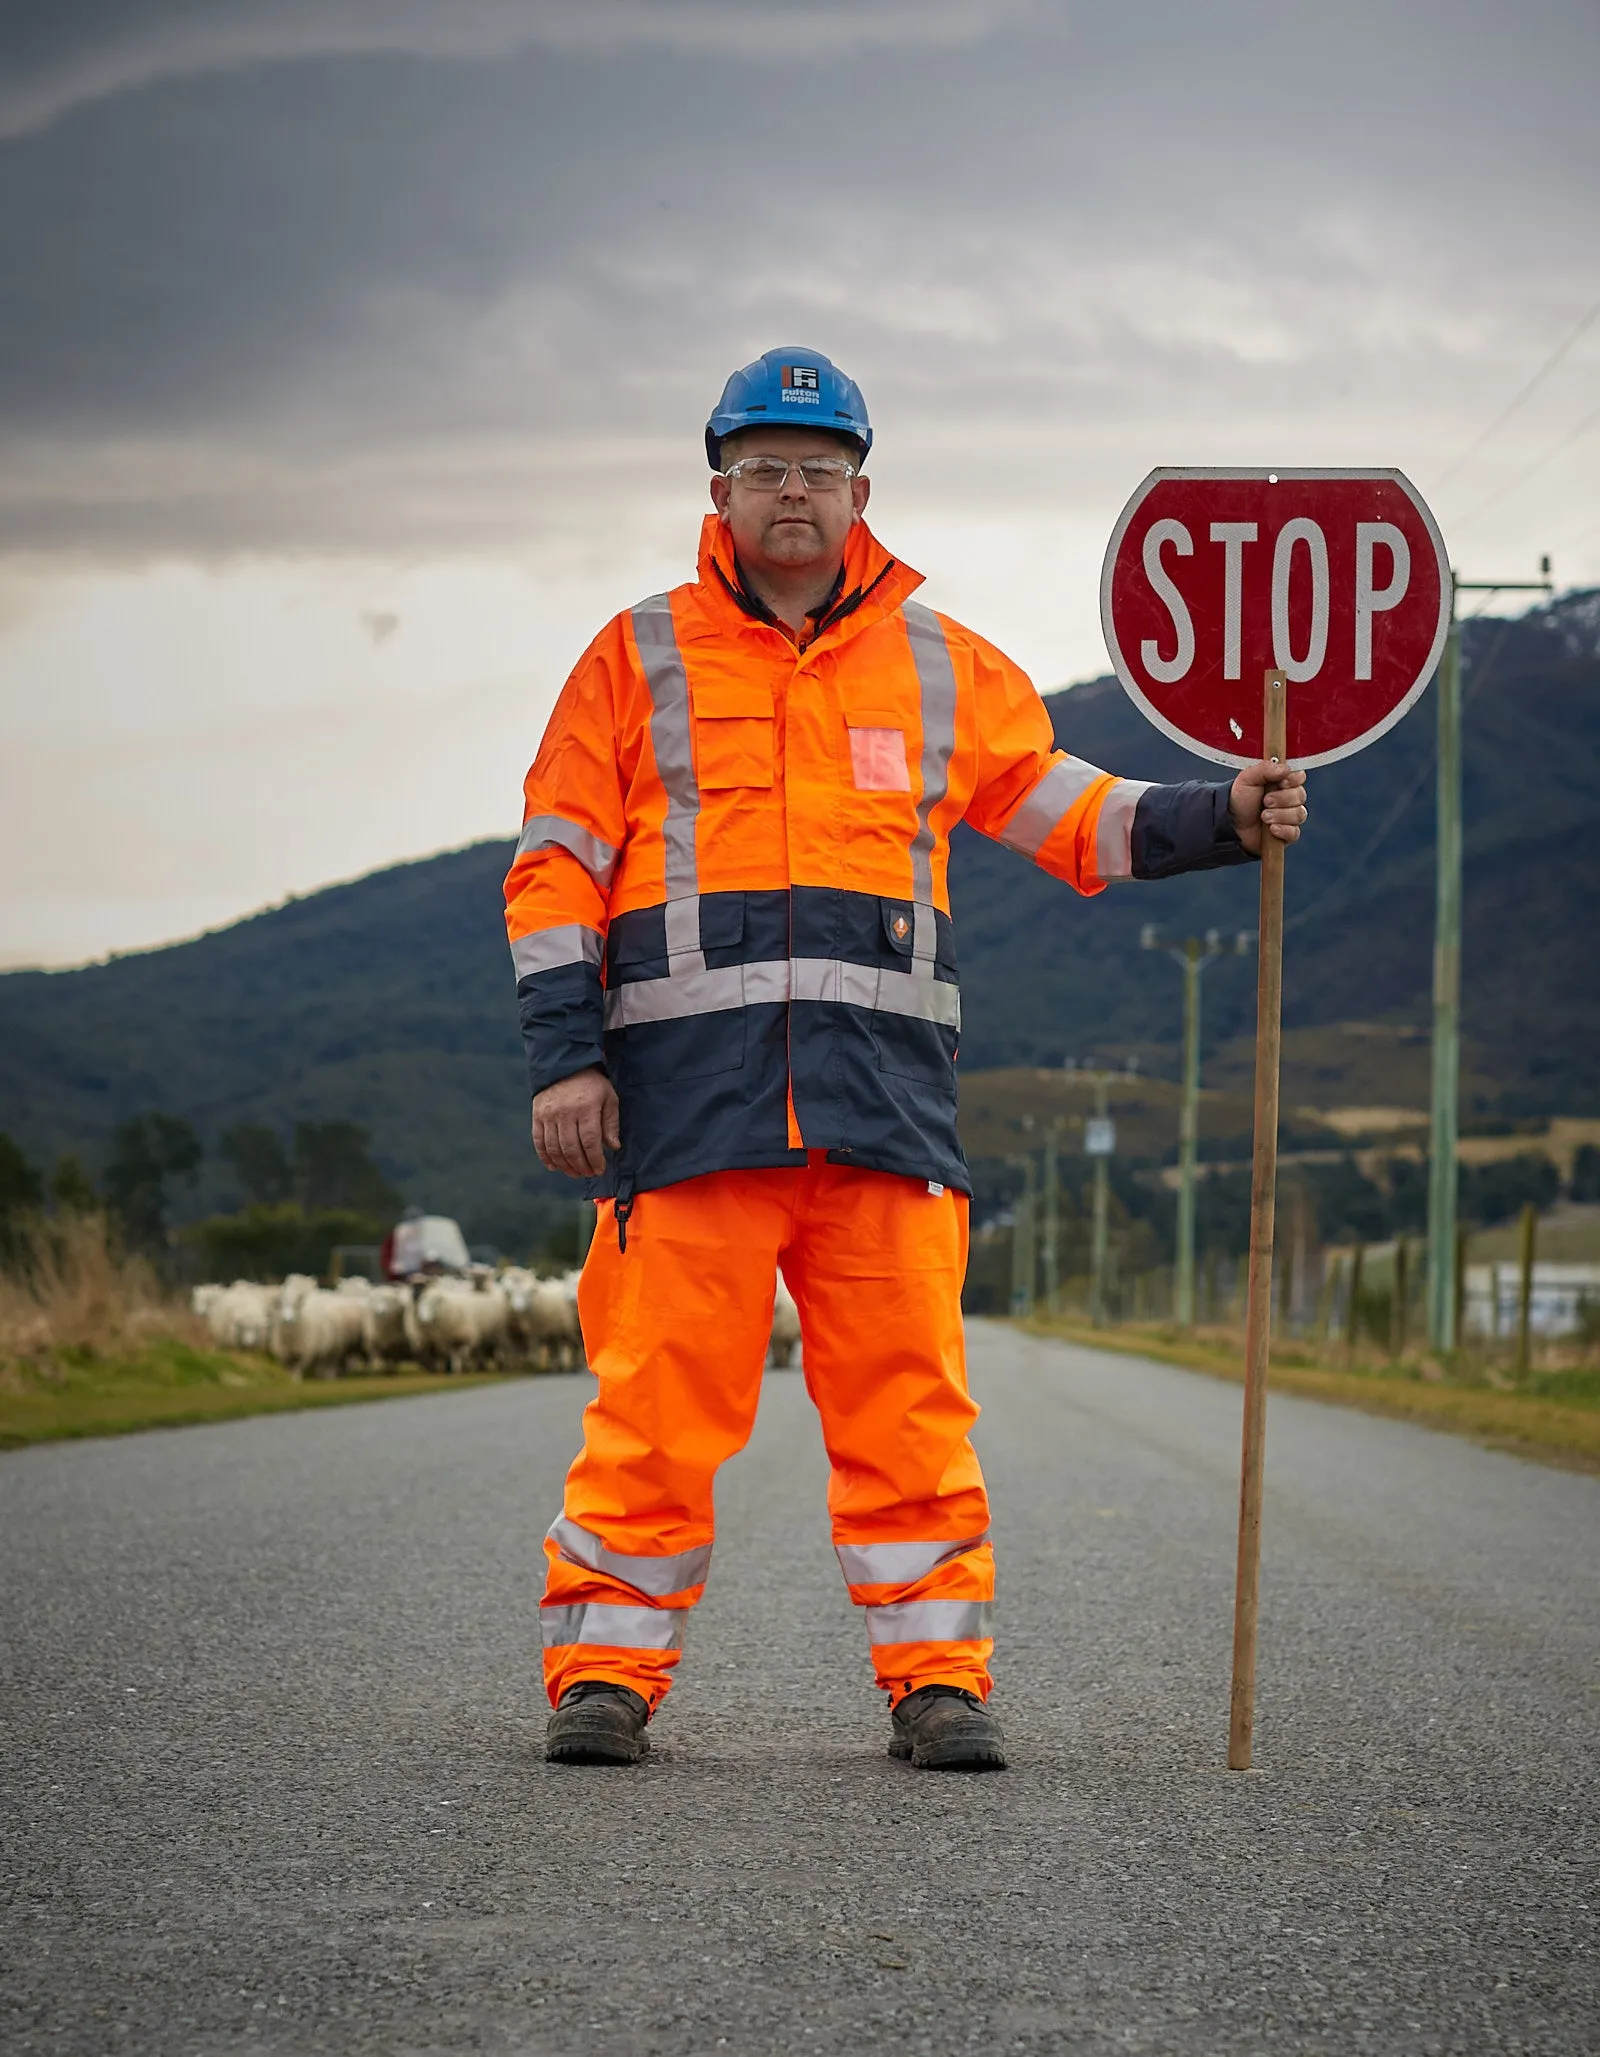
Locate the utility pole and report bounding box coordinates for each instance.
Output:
[1426,560,1551,1353]
[1009,1154,1037,1318]
[1041,1124,1060,1315]
[1143,925,1253,1326]
[1086,1073,1114,1326]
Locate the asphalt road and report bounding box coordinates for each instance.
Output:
[3,1322,1597,2056]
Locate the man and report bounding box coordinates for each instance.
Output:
[504,347,1306,1771]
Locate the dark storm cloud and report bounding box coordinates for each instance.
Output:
[0,0,1595,558]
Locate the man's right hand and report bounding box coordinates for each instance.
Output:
[532,1068,621,1179]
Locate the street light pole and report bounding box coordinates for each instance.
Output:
[1425,563,1551,1354]
[1144,925,1253,1326]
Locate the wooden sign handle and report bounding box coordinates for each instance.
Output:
[1228,668,1288,1771]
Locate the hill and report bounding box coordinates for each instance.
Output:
[1,594,1596,1245]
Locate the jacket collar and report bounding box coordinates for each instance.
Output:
[688,514,923,650]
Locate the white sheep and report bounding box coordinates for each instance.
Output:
[407,1276,509,1375]
[208,1280,276,1353]
[360,1283,412,1370]
[274,1288,367,1379]
[769,1277,801,1369]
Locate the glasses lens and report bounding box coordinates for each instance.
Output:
[737,459,793,490]
[798,459,854,488]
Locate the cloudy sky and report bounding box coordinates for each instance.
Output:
[2,0,1596,966]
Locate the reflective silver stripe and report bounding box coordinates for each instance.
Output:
[835,1533,990,1587]
[1094,778,1154,882]
[604,958,789,1029]
[604,957,961,1030]
[540,1602,689,1651]
[997,757,1108,860]
[515,813,619,887]
[903,600,957,967]
[663,895,702,969]
[548,1515,712,1597]
[865,1598,992,1645]
[792,958,960,1027]
[511,925,604,980]
[632,596,704,973]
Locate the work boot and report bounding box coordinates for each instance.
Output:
[888,1684,1007,1771]
[545,1681,650,1765]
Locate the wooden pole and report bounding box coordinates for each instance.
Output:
[1515,1199,1537,1381]
[1228,669,1287,1773]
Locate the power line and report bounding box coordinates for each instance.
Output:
[1281,619,1515,935]
[1449,396,1600,533]
[1434,292,1600,490]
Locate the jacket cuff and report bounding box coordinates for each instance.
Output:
[518,964,608,1098]
[1130,781,1256,879]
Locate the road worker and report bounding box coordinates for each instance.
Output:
[504,348,1308,1769]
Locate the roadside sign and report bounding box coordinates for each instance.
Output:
[1102,466,1452,1775]
[1084,1117,1115,1157]
[1100,469,1451,769]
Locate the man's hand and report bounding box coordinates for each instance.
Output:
[1229,760,1309,855]
[532,1067,621,1179]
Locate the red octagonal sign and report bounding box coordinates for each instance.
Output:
[1100,469,1451,768]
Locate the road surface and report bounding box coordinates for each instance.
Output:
[3,1322,1596,2054]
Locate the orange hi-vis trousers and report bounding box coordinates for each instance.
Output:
[541,1158,993,1712]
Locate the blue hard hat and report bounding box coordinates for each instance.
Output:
[706,347,872,469]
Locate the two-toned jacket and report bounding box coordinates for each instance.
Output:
[504,515,1253,1208]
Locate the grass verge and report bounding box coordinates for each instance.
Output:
[1019,1317,1600,1474]
[0,1338,512,1451]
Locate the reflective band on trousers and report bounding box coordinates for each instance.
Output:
[866,1598,992,1645]
[548,1514,712,1597]
[1094,778,1153,881]
[603,956,961,1031]
[903,600,957,969]
[835,1533,989,1586]
[541,1602,689,1650]
[514,813,619,887]
[997,756,1109,860]
[511,924,604,979]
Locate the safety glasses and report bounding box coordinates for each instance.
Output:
[719,455,859,492]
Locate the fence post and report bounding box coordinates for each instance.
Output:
[1515,1201,1537,1381]
[1391,1238,1409,1361]
[1345,1245,1365,1366]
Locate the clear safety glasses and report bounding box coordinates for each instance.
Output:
[719,455,859,493]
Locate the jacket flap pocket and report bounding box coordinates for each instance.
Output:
[692,681,774,719]
[846,708,904,731]
[698,892,746,953]
[880,897,915,956]
[607,904,667,971]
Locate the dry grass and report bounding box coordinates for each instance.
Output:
[0,1212,203,1366]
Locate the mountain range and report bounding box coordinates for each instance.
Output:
[2,595,1596,1246]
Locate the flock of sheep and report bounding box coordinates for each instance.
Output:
[192,1267,802,1379]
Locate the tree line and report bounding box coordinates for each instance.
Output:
[0,1116,404,1277]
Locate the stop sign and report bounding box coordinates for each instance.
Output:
[1100,469,1451,767]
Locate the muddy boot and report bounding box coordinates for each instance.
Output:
[888,1684,1007,1771]
[545,1681,650,1765]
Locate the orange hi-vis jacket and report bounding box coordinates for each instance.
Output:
[504,516,1251,1211]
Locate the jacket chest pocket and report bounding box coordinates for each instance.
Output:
[844,709,911,793]
[692,681,774,790]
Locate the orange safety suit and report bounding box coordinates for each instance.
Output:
[505,514,1252,1708]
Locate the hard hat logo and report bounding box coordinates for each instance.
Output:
[706,346,872,468]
